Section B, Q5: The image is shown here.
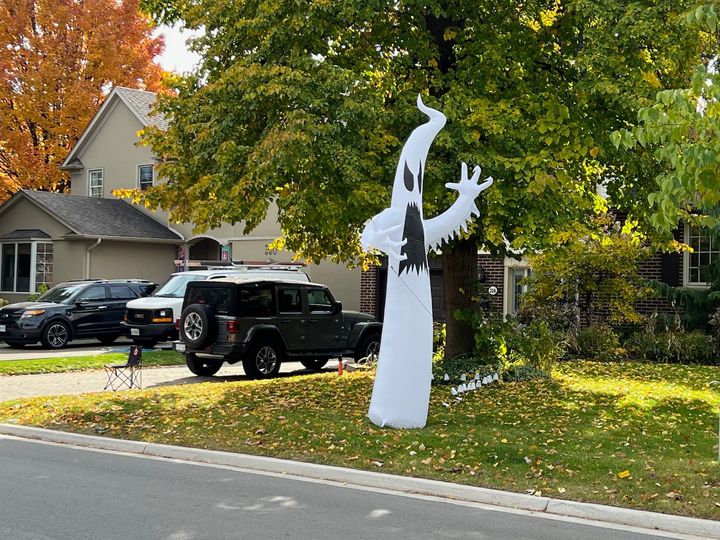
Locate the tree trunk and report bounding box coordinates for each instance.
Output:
[443,237,479,360]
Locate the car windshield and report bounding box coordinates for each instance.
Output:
[152,274,205,298]
[37,283,86,304]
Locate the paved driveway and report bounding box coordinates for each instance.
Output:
[0,339,346,402]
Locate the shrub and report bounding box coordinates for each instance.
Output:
[515,302,580,334]
[574,325,621,361]
[447,310,566,382]
[676,332,715,364]
[625,331,716,364]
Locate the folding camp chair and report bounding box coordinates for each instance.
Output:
[104,345,143,391]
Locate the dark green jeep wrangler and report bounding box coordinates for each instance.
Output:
[174,278,382,378]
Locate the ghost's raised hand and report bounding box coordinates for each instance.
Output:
[360,208,408,264]
[445,162,494,200]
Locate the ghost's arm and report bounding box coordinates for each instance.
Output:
[424,163,493,250]
[360,207,408,264]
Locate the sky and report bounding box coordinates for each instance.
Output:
[155,24,202,74]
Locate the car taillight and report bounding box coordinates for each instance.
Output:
[226,320,240,333]
[175,319,180,330]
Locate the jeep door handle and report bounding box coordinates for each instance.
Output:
[98,306,108,310]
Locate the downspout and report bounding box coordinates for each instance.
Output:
[86,238,102,279]
[166,226,188,272]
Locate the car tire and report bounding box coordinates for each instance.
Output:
[133,337,159,349]
[354,332,381,362]
[300,359,328,371]
[243,340,283,379]
[4,341,26,349]
[185,352,223,376]
[41,320,70,349]
[98,335,119,345]
[180,304,216,348]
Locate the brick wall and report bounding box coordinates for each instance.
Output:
[360,266,378,316]
[478,254,504,312]
[361,253,507,320]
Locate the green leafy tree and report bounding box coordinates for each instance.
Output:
[521,214,654,327]
[611,3,720,232]
[130,0,712,359]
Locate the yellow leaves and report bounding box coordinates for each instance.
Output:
[617,470,632,479]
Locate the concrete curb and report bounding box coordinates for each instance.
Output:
[1,423,718,538]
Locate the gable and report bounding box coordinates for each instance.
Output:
[0,197,71,239]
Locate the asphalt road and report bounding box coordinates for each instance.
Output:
[0,436,681,540]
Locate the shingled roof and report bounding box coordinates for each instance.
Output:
[16,190,181,241]
[114,87,169,130]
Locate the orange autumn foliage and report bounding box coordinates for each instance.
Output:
[0,0,165,201]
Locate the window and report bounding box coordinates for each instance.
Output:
[35,242,53,290]
[308,289,334,312]
[239,286,273,316]
[109,285,137,300]
[186,286,232,314]
[278,288,302,313]
[78,286,107,302]
[685,224,720,286]
[89,169,103,197]
[1,243,32,293]
[138,165,154,190]
[508,267,532,315]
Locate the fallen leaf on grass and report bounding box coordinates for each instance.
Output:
[617,470,631,479]
[665,491,683,501]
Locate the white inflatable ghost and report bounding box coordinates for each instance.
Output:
[360,95,494,429]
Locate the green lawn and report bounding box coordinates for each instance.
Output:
[0,350,184,375]
[1,360,719,519]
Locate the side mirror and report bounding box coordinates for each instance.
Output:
[334,301,343,314]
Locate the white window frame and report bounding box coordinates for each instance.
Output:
[138,164,154,190]
[502,257,531,316]
[0,241,51,294]
[683,223,719,288]
[88,168,103,197]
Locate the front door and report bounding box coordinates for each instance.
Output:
[306,288,345,351]
[71,285,109,335]
[275,286,307,352]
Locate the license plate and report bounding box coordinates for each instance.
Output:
[175,342,186,352]
[130,328,140,336]
[0,324,5,332]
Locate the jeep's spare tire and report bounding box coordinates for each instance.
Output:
[180,304,216,348]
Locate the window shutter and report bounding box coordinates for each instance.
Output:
[660,253,680,286]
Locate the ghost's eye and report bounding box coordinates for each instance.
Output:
[418,160,423,192]
[404,161,414,191]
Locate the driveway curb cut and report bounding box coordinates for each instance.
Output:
[1,423,718,539]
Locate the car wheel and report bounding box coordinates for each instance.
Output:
[243,340,283,379]
[133,337,159,349]
[98,335,119,345]
[41,320,70,349]
[185,352,223,376]
[354,332,381,362]
[4,341,26,349]
[300,359,328,371]
[179,304,216,348]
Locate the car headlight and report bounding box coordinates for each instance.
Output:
[20,309,46,318]
[152,308,173,323]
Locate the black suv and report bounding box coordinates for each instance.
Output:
[174,278,381,378]
[0,279,156,349]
